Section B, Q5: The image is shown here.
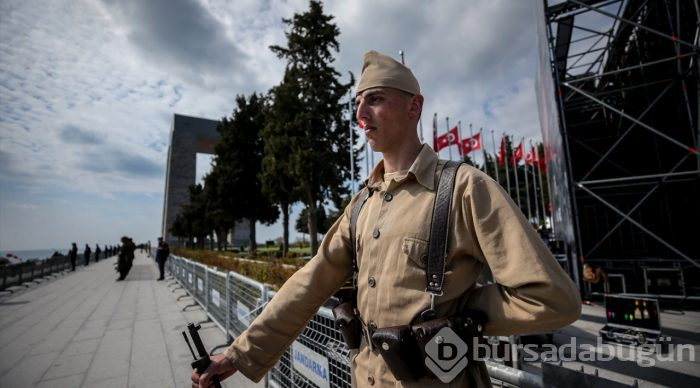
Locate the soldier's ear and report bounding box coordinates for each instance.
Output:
[408,94,423,119]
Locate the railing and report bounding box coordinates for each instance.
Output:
[1,254,80,291]
[166,255,637,388]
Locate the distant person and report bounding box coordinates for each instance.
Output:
[94,244,102,262]
[69,243,78,271]
[116,236,136,281]
[84,244,91,266]
[155,237,170,281]
[583,263,608,303]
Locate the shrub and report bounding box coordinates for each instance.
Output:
[172,247,301,290]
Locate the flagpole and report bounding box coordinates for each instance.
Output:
[479,127,487,174]
[446,117,452,161]
[513,136,522,209]
[535,144,547,227]
[458,121,464,161]
[504,133,511,197]
[491,129,499,183]
[523,139,532,222]
[530,140,541,225]
[432,113,438,154]
[467,123,473,165]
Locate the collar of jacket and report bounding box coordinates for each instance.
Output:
[364,144,439,191]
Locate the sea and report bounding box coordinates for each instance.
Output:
[1,248,69,262]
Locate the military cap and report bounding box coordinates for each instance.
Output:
[356,50,420,96]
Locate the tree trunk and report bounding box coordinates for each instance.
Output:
[249,218,257,254]
[282,201,290,257]
[307,190,319,255]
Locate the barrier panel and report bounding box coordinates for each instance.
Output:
[267,298,351,388]
[227,271,268,337]
[206,267,228,333]
[193,262,208,307]
[185,260,196,294]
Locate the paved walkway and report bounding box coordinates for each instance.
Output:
[0,252,263,388]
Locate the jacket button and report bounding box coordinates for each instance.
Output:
[383,192,393,202]
[368,375,375,385]
[368,276,376,288]
[372,228,380,238]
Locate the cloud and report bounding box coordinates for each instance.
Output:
[58,125,104,145]
[98,0,251,88]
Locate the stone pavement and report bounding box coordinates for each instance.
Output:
[0,252,263,388]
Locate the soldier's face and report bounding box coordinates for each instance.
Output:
[355,87,415,153]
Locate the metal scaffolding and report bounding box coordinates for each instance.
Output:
[539,0,700,297]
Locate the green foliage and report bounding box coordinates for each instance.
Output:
[212,93,280,251]
[169,183,212,248]
[295,204,329,235]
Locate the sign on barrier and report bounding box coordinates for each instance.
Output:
[237,300,252,327]
[197,277,204,292]
[212,289,221,307]
[292,341,331,388]
[188,273,193,284]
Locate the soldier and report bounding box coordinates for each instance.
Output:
[69,243,78,271]
[116,236,135,281]
[84,244,91,266]
[155,237,170,281]
[192,50,581,387]
[94,244,102,262]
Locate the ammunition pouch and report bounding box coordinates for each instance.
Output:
[370,325,425,381]
[370,311,488,382]
[332,301,362,350]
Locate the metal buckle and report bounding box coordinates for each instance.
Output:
[420,292,442,321]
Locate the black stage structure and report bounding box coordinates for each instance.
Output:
[536,0,699,300]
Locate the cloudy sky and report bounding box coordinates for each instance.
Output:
[0,0,548,251]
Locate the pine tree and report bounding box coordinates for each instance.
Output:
[267,0,358,254]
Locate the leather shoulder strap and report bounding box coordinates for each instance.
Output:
[426,161,462,294]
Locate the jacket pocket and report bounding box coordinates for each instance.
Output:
[402,237,428,268]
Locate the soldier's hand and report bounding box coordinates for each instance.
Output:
[191,353,237,388]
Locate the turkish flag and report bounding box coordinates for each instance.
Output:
[435,126,460,152]
[525,146,534,165]
[460,133,481,155]
[511,142,523,165]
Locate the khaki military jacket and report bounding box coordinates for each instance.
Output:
[224,144,581,387]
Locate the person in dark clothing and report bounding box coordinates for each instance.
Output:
[116,236,136,281]
[95,244,101,262]
[69,243,78,271]
[84,244,91,266]
[155,237,170,281]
